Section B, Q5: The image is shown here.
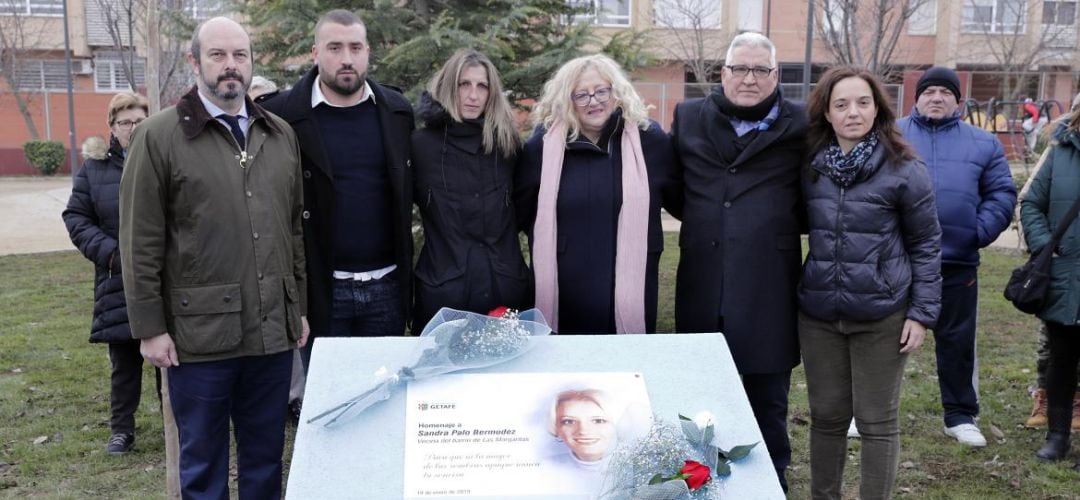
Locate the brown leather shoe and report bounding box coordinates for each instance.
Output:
[1026,388,1048,428]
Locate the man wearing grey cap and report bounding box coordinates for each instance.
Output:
[898,66,1017,447]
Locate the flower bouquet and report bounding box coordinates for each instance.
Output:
[306,307,551,427]
[599,411,758,499]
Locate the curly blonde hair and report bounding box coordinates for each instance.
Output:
[531,54,650,140]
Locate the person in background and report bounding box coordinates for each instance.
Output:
[1019,95,1080,431]
[249,75,280,103]
[670,32,805,490]
[411,49,531,328]
[799,66,941,499]
[63,92,158,455]
[516,54,681,334]
[897,67,1016,447]
[1019,104,1080,472]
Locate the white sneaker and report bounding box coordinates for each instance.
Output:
[944,423,987,447]
[847,418,860,438]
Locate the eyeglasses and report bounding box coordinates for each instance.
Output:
[113,118,144,129]
[571,87,612,107]
[725,65,775,79]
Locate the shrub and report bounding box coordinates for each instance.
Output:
[23,140,66,176]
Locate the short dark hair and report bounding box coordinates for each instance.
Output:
[806,65,915,163]
[315,9,365,40]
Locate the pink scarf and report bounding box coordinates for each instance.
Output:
[533,119,651,334]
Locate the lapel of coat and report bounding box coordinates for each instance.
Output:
[283,70,333,180]
[368,80,411,175]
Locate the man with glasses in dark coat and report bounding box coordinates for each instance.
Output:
[671,32,807,492]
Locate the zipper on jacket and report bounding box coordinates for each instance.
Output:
[239,150,249,169]
[504,188,511,207]
[426,187,433,208]
[834,186,845,309]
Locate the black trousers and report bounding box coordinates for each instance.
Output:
[933,265,980,427]
[742,371,792,493]
[1044,322,1080,430]
[107,341,161,435]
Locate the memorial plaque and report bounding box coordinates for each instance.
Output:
[403,373,652,499]
[287,334,785,499]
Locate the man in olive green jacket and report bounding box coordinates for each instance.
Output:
[119,17,307,498]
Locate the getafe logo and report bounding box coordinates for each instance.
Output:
[417,402,455,411]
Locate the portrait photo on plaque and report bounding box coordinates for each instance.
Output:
[403,372,652,499]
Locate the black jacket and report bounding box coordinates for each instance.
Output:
[671,92,806,374]
[799,142,942,327]
[411,92,532,328]
[517,114,681,334]
[63,136,131,343]
[262,69,415,334]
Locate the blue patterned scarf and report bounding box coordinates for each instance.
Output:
[822,131,878,188]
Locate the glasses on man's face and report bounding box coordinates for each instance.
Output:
[571,87,613,107]
[726,65,774,79]
[113,118,144,129]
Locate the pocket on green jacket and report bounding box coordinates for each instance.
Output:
[169,283,243,355]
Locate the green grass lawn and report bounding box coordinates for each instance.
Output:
[1,241,1076,498]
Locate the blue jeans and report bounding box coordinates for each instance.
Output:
[329,276,405,337]
[168,350,291,500]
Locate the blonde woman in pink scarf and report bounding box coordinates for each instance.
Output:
[515,54,682,334]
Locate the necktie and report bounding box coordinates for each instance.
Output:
[217,114,246,150]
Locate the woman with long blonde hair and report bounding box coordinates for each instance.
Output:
[411,49,531,328]
[517,54,681,334]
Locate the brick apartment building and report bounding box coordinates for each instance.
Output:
[1,0,1077,174]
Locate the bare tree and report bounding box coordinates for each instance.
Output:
[813,0,934,77]
[0,0,51,139]
[94,0,141,91]
[651,0,726,86]
[89,0,199,109]
[961,0,1071,100]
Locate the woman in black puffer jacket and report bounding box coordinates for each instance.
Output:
[797,67,942,500]
[411,49,532,329]
[63,92,158,455]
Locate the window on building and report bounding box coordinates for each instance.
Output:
[962,0,1027,34]
[94,56,146,92]
[0,0,63,16]
[653,0,720,29]
[1043,1,1077,48]
[737,0,762,31]
[908,0,937,35]
[14,60,69,90]
[1044,1,1077,25]
[568,0,631,26]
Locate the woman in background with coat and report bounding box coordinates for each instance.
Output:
[63,92,159,455]
[517,54,681,334]
[797,66,941,499]
[411,49,532,329]
[1020,110,1080,471]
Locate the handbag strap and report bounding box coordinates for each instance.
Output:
[1045,195,1080,251]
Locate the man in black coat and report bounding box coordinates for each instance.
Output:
[671,32,806,492]
[261,10,414,371]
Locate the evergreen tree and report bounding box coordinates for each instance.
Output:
[242,0,650,101]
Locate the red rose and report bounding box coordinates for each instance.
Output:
[487,306,510,318]
[680,460,711,491]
